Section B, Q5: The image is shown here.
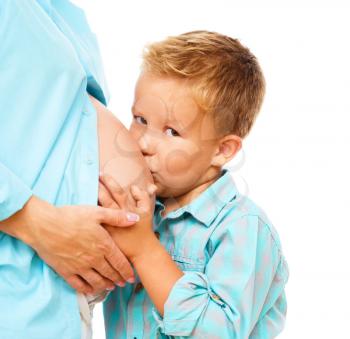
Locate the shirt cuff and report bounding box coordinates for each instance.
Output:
[152,271,226,336]
[0,163,33,221]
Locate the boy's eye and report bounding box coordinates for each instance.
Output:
[165,127,180,137]
[134,115,147,125]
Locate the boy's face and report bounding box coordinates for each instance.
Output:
[129,72,220,198]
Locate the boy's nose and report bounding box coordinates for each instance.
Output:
[138,133,161,172]
[138,132,157,156]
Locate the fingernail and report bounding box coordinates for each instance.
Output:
[116,281,125,287]
[106,286,115,291]
[127,277,135,284]
[126,212,139,222]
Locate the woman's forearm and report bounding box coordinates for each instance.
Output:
[0,193,138,294]
[0,195,56,246]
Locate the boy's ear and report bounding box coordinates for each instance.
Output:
[211,134,242,167]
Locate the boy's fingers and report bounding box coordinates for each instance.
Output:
[99,174,127,209]
[147,183,157,196]
[131,185,150,211]
[130,185,142,200]
[98,182,119,209]
[131,185,147,203]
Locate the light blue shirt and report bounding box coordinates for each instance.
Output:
[104,169,289,338]
[0,1,108,338]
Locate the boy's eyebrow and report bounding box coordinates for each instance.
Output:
[131,105,188,133]
[131,105,143,116]
[166,118,187,133]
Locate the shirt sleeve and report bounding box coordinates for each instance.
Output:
[249,290,288,338]
[152,215,289,338]
[0,162,32,221]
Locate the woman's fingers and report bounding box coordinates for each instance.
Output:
[96,206,139,226]
[80,269,116,294]
[65,274,93,294]
[104,241,135,283]
[95,257,125,286]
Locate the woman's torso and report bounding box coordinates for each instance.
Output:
[91,95,153,198]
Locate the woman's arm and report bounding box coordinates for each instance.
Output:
[0,191,139,294]
[0,163,131,294]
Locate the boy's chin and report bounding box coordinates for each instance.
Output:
[154,186,185,200]
[152,176,192,198]
[153,183,172,199]
[154,186,167,198]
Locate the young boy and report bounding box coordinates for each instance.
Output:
[100,30,289,338]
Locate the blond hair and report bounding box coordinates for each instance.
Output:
[142,30,265,138]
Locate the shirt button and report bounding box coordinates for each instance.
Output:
[154,231,160,239]
[212,294,220,301]
[134,282,143,293]
[86,158,94,165]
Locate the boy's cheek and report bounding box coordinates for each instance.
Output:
[155,174,194,196]
[165,150,192,175]
[163,142,201,176]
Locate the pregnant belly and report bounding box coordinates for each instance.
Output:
[89,96,153,191]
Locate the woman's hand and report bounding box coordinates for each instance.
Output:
[0,195,139,294]
[99,174,159,261]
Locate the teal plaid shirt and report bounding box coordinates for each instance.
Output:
[104,169,289,338]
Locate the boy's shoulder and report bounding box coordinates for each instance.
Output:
[155,169,283,252]
[206,170,284,252]
[216,194,283,249]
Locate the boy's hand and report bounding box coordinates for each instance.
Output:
[99,174,159,261]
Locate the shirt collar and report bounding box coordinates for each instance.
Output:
[155,169,238,227]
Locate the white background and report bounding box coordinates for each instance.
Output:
[73,1,350,338]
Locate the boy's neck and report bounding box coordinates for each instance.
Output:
[160,167,223,218]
